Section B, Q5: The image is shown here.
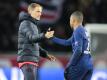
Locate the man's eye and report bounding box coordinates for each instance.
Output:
[37,11,41,12]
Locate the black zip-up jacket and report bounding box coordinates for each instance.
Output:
[17,12,48,62]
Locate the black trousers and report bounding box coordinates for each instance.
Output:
[21,64,37,80]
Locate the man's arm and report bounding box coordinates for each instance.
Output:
[51,37,72,46]
[71,29,83,66]
[39,46,56,61]
[20,20,45,43]
[39,46,48,58]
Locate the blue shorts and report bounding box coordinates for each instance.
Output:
[64,65,93,80]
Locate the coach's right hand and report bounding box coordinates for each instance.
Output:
[45,28,54,39]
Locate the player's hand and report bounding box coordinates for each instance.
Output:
[45,28,54,39]
[47,54,56,61]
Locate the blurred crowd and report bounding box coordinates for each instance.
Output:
[0,0,107,52]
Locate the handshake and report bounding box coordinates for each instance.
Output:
[45,28,54,39]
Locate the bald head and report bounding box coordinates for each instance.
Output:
[70,11,83,29]
[71,11,83,23]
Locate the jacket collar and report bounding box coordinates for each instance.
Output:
[19,11,39,25]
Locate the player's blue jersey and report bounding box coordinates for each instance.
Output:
[52,25,93,69]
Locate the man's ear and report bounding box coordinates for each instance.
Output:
[28,9,32,14]
[72,19,75,23]
[29,10,32,14]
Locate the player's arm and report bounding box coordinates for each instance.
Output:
[71,29,83,66]
[51,37,72,46]
[20,20,45,43]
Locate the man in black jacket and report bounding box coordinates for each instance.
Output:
[17,3,55,80]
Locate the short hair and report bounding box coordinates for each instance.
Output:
[28,3,42,12]
[71,11,83,23]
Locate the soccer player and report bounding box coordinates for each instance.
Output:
[17,3,55,80]
[51,11,93,80]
